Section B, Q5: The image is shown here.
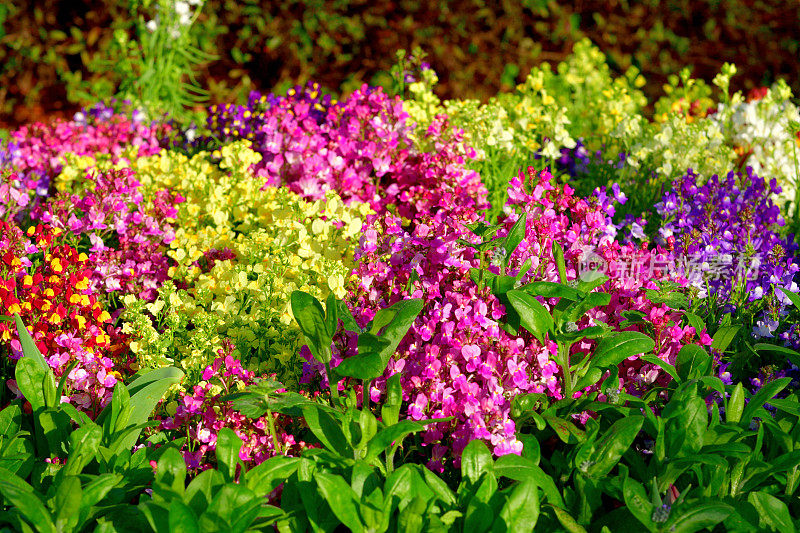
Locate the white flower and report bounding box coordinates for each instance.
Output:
[146,19,158,32]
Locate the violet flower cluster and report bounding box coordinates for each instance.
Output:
[655,167,799,336]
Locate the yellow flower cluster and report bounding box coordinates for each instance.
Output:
[66,141,370,388]
[402,39,645,161]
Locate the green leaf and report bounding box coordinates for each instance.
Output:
[301,404,351,457]
[665,502,733,533]
[727,382,745,424]
[675,345,711,381]
[552,241,568,284]
[337,300,361,333]
[53,475,82,532]
[0,467,56,533]
[520,281,581,301]
[290,290,332,364]
[563,292,612,323]
[314,472,365,532]
[365,420,426,461]
[494,479,539,532]
[185,469,225,515]
[216,428,243,482]
[747,492,795,532]
[586,416,644,478]
[245,456,299,498]
[334,333,392,381]
[711,326,740,352]
[494,454,562,506]
[324,293,339,339]
[14,314,49,371]
[507,290,553,343]
[547,504,588,533]
[544,415,585,444]
[168,500,199,533]
[592,331,655,368]
[14,358,49,412]
[461,439,494,486]
[740,377,791,427]
[622,477,655,532]
[381,373,402,427]
[80,473,122,513]
[107,366,184,453]
[503,214,526,265]
[640,354,680,382]
[368,298,423,360]
[155,447,186,496]
[778,286,800,308]
[63,422,102,476]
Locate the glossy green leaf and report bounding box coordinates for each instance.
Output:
[168,500,199,533]
[315,472,365,532]
[520,281,581,301]
[727,382,745,424]
[592,331,655,369]
[586,416,644,478]
[301,404,350,457]
[216,428,243,482]
[291,291,332,364]
[507,289,553,343]
[461,439,494,485]
[711,326,740,352]
[494,479,539,532]
[494,454,562,506]
[665,502,733,533]
[747,491,795,532]
[0,466,56,533]
[675,345,711,381]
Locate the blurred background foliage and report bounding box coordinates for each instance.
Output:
[1,0,799,127]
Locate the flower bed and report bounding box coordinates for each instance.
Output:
[1,41,800,532]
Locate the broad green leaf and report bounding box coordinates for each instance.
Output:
[727,382,745,424]
[315,472,365,532]
[290,290,332,364]
[185,469,225,515]
[53,475,82,532]
[461,439,494,485]
[367,298,423,364]
[675,345,711,381]
[747,491,794,532]
[494,479,539,532]
[507,290,553,343]
[324,293,339,339]
[665,502,733,533]
[711,326,740,352]
[301,404,351,457]
[563,292,612,323]
[544,415,585,444]
[14,357,48,412]
[110,366,184,453]
[547,504,588,533]
[778,287,800,308]
[592,331,655,369]
[14,314,49,371]
[334,333,391,381]
[421,467,457,506]
[245,456,299,498]
[168,500,199,533]
[503,214,526,264]
[216,428,243,482]
[520,281,581,301]
[64,423,102,476]
[622,477,655,532]
[337,300,361,333]
[494,454,562,506]
[640,354,680,382]
[155,447,186,497]
[0,467,56,533]
[365,420,425,461]
[586,416,644,478]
